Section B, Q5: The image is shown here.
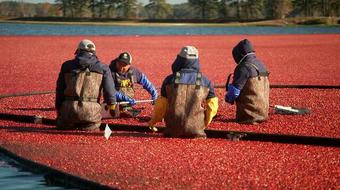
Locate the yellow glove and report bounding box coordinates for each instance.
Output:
[148,96,168,130]
[205,97,218,126]
[107,104,116,117]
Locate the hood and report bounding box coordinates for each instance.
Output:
[75,51,98,69]
[232,39,255,64]
[171,55,200,73]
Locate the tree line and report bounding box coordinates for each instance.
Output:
[0,0,339,20]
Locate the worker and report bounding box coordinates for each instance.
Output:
[55,39,117,130]
[148,46,218,138]
[225,39,270,124]
[109,52,157,117]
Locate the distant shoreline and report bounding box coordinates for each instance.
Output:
[1,17,339,27]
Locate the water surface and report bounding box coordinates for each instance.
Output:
[0,153,78,190]
[1,22,339,35]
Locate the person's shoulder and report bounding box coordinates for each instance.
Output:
[62,59,75,66]
[98,61,111,71]
[200,74,213,87]
[60,59,76,71]
[129,66,142,73]
[235,63,251,74]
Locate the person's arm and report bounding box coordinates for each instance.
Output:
[115,91,136,105]
[205,97,218,126]
[55,66,65,114]
[148,78,171,129]
[225,66,248,104]
[102,65,117,105]
[139,73,158,101]
[205,81,218,126]
[148,96,168,127]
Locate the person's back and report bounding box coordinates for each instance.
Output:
[55,39,116,130]
[225,39,269,124]
[149,46,218,138]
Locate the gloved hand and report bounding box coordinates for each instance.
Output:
[106,104,116,117]
[128,98,136,106]
[225,93,234,104]
[140,74,158,105]
[225,84,240,104]
[151,94,157,105]
[116,91,136,106]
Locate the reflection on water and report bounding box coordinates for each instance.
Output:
[0,23,340,35]
[0,153,78,190]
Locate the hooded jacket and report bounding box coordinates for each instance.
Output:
[149,55,218,138]
[232,39,269,90]
[229,39,270,123]
[161,56,215,99]
[55,52,116,110]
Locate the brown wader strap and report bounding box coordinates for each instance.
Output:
[195,72,202,89]
[115,72,121,89]
[128,70,135,86]
[174,72,181,88]
[78,68,92,104]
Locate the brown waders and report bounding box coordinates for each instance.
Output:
[115,70,140,117]
[57,68,103,130]
[236,63,270,124]
[164,72,209,138]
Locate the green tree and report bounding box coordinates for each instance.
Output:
[145,0,172,19]
[218,0,231,18]
[265,0,292,19]
[293,0,313,16]
[104,0,118,18]
[55,0,69,16]
[188,0,219,19]
[241,0,264,19]
[172,3,198,19]
[229,0,242,19]
[88,0,97,17]
[117,0,138,18]
[313,0,340,16]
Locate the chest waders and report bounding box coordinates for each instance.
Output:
[57,68,103,130]
[164,72,209,138]
[236,63,270,124]
[116,70,135,98]
[115,70,136,113]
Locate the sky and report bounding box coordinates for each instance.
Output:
[1,0,187,5]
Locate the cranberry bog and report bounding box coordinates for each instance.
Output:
[0,34,339,189]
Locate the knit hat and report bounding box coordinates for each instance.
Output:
[77,39,96,53]
[178,46,199,59]
[117,52,132,65]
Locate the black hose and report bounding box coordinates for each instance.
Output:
[1,85,339,100]
[0,113,339,147]
[0,91,55,99]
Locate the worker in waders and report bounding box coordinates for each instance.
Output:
[55,39,117,130]
[225,39,270,124]
[109,52,158,117]
[148,46,218,138]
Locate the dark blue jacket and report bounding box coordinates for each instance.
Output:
[232,39,269,90]
[161,56,216,99]
[55,52,116,110]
